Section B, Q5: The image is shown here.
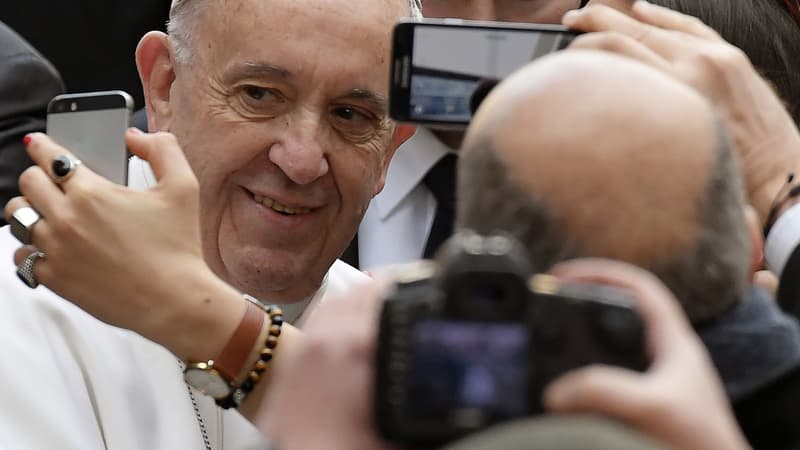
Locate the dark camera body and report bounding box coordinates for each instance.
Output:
[375,232,649,447]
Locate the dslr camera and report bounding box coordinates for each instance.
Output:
[375,231,649,446]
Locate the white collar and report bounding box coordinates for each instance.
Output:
[373,127,453,220]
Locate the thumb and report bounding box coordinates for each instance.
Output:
[544,365,650,423]
[125,129,194,184]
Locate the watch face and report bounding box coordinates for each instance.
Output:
[184,367,232,399]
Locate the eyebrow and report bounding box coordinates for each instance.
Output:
[343,88,389,113]
[223,63,388,112]
[223,62,293,84]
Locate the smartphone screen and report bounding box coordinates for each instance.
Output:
[390,20,577,127]
[47,91,133,185]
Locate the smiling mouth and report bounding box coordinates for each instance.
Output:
[252,193,312,216]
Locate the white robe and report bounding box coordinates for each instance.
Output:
[0,157,368,449]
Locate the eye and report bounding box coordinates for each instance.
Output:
[333,106,367,122]
[244,85,275,101]
[233,85,287,118]
[329,105,381,142]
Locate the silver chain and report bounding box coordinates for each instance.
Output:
[179,360,214,450]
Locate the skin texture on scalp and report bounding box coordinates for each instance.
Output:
[141,0,413,302]
[467,49,716,267]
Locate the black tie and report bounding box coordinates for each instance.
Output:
[423,153,457,258]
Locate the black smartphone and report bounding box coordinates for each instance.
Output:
[390,19,579,127]
[47,91,134,185]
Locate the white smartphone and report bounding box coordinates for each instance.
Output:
[46,91,134,185]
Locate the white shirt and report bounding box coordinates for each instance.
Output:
[0,158,369,449]
[766,202,800,277]
[358,127,454,270]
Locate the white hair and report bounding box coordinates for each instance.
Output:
[168,0,423,64]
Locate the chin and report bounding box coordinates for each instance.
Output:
[225,250,327,303]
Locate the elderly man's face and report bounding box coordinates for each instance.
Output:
[158,0,410,301]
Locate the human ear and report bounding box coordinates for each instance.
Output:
[136,31,176,132]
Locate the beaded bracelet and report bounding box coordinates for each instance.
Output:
[764,173,800,238]
[217,298,284,409]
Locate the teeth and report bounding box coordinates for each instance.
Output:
[253,194,311,215]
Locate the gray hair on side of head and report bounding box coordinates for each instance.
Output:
[167,0,423,65]
[456,116,750,324]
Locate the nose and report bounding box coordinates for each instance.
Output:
[267,119,330,186]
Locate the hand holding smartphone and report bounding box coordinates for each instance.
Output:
[390,19,578,127]
[46,91,133,185]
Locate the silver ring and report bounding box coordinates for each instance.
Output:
[51,154,83,183]
[9,206,41,245]
[16,251,45,289]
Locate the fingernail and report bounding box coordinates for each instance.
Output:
[23,134,33,146]
[128,127,145,135]
[563,9,581,24]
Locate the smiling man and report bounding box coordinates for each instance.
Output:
[0,0,416,448]
[134,0,415,316]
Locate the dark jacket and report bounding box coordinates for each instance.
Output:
[0,21,64,223]
[699,285,800,450]
[0,0,170,109]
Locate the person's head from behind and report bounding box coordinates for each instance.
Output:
[644,0,800,127]
[134,0,418,302]
[457,50,760,324]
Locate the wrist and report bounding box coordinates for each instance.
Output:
[151,261,245,361]
[745,132,800,226]
[752,168,800,228]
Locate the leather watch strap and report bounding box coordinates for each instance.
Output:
[214,301,265,382]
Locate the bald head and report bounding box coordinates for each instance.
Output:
[458,50,750,323]
[470,50,716,263]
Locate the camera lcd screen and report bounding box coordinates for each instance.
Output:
[407,320,529,424]
[409,26,569,122]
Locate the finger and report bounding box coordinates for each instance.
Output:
[4,196,45,246]
[548,258,692,355]
[13,244,38,266]
[753,270,779,299]
[563,5,655,38]
[24,133,97,190]
[569,32,672,74]
[4,196,30,224]
[544,365,649,422]
[125,129,195,186]
[12,245,53,289]
[563,4,687,61]
[632,0,721,41]
[17,166,67,220]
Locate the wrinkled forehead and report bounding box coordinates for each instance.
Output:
[177,0,407,97]
[170,0,417,17]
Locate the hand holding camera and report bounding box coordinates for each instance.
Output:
[545,258,750,450]
[375,232,649,446]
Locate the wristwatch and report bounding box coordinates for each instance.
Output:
[184,360,235,399]
[183,301,265,400]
